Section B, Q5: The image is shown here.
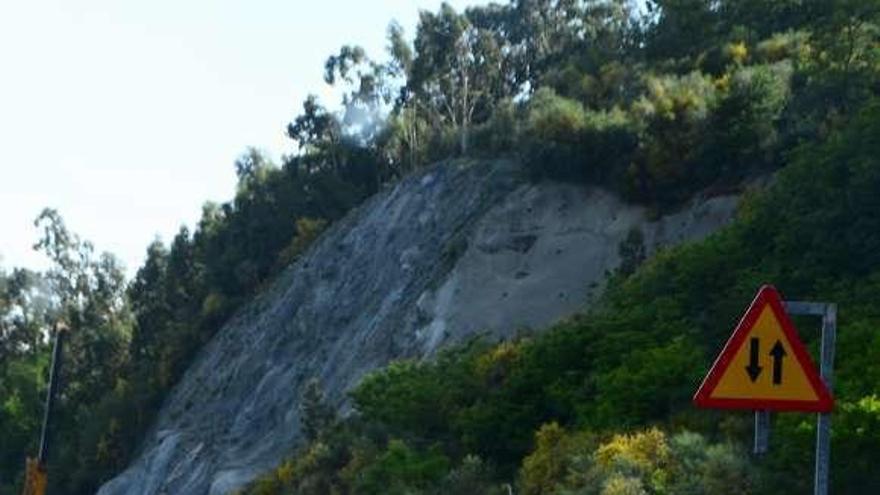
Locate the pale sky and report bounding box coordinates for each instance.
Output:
[0,0,483,277]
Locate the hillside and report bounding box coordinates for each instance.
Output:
[236,99,880,495]
[96,159,737,495]
[2,1,879,494]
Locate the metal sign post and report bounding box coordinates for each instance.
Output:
[784,301,836,495]
[754,409,770,455]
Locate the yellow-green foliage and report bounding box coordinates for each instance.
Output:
[519,423,597,495]
[201,292,227,320]
[520,427,752,495]
[542,61,632,108]
[527,88,588,141]
[522,86,636,184]
[724,41,749,65]
[277,217,328,267]
[601,474,646,495]
[629,71,718,197]
[633,72,717,124]
[520,423,570,495]
[475,340,521,386]
[384,104,432,173]
[595,428,671,484]
[756,31,812,63]
[242,459,296,495]
[240,441,343,495]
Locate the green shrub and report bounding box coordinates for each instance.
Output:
[704,62,793,178]
[470,99,519,156]
[522,88,636,184]
[354,440,451,495]
[527,87,589,141]
[628,71,719,204]
[755,31,812,64]
[521,86,590,179]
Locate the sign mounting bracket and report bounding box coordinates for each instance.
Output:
[784,300,836,495]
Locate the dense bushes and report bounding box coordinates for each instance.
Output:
[520,426,753,495]
[518,59,796,207]
[520,88,637,185]
[628,71,720,203]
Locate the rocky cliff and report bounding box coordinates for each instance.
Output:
[97,160,739,495]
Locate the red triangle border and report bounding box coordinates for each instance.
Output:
[693,285,834,412]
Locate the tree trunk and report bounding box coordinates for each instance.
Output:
[460,124,468,156]
[460,69,469,156]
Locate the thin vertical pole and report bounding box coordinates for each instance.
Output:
[754,409,770,455]
[814,304,836,495]
[38,324,65,467]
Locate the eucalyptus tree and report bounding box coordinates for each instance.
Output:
[404,3,510,155]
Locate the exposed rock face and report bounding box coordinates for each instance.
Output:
[97,160,739,495]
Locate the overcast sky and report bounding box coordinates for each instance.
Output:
[0,0,483,277]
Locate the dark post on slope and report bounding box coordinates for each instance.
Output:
[22,322,66,495]
[39,322,66,466]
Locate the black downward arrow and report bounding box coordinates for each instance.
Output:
[745,337,763,382]
[770,340,787,385]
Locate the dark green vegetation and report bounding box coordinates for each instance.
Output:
[2,0,880,493]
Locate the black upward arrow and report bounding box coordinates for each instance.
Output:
[745,337,763,382]
[770,340,787,385]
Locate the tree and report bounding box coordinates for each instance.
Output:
[287,96,344,173]
[234,147,272,191]
[629,71,719,203]
[508,0,588,87]
[324,45,394,144]
[299,378,336,442]
[406,3,510,154]
[644,0,718,62]
[387,21,413,80]
[706,63,792,177]
[27,210,134,494]
[0,268,52,361]
[805,0,880,116]
[717,0,812,42]
[512,1,637,89]
[32,209,131,407]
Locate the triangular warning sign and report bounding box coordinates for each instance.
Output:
[694,285,833,412]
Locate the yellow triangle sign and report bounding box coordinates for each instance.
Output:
[694,285,833,412]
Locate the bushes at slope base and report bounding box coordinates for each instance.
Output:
[243,424,752,495]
